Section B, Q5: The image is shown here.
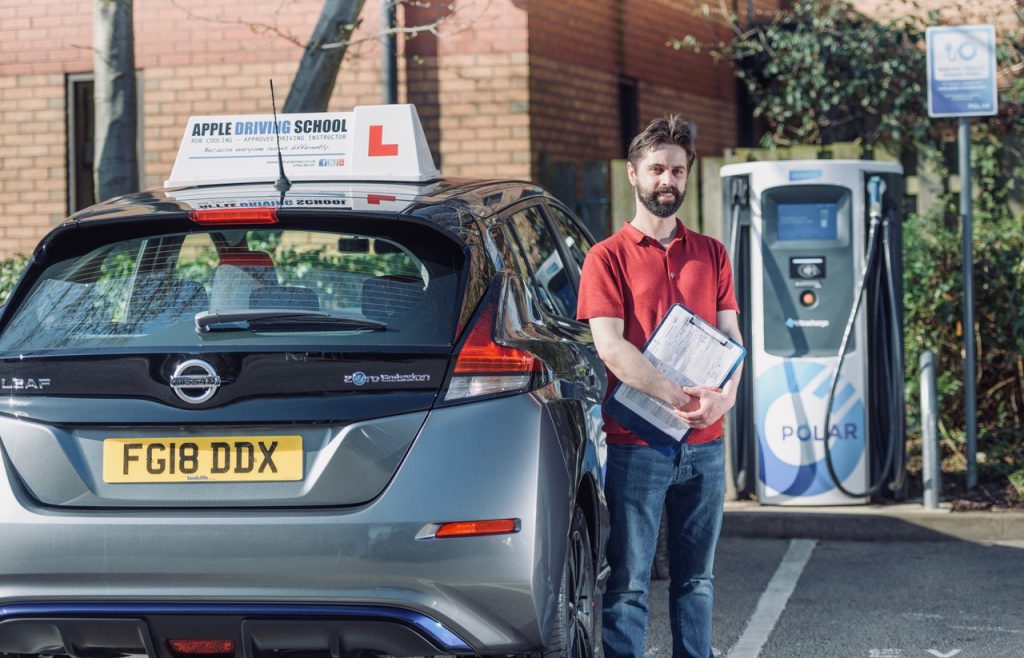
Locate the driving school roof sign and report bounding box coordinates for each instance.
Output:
[926,25,998,118]
[165,104,440,187]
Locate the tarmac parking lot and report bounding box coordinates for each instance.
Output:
[637,506,1024,658]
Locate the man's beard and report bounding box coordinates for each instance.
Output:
[637,183,684,218]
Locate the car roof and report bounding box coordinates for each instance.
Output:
[63,178,550,238]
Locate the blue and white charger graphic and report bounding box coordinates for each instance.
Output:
[756,361,865,497]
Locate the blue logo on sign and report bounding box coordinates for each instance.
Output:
[756,361,865,497]
[351,371,367,386]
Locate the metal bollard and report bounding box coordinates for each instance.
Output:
[919,350,941,509]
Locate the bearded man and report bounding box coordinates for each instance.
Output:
[577,115,744,658]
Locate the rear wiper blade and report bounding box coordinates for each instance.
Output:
[195,309,387,334]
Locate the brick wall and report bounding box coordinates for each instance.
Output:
[406,0,531,180]
[428,51,531,180]
[0,0,536,257]
[0,0,409,258]
[0,73,66,254]
[527,0,788,163]
[0,0,777,257]
[526,0,784,234]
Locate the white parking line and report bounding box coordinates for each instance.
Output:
[726,539,817,658]
[951,624,1024,635]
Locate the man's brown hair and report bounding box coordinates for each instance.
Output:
[626,115,696,171]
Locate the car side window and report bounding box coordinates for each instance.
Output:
[547,204,593,271]
[508,206,578,319]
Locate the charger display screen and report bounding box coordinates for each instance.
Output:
[777,203,838,241]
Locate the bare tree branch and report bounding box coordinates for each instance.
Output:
[320,0,494,50]
[169,0,305,47]
[168,0,491,55]
[167,0,499,113]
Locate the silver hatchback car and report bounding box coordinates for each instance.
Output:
[0,177,608,657]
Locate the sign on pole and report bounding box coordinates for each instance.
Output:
[926,25,998,118]
[926,24,999,489]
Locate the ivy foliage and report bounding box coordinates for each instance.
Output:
[672,0,1022,154]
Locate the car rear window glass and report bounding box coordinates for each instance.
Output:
[0,228,459,354]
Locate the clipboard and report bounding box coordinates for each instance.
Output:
[604,303,745,444]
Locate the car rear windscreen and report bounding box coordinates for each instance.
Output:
[0,228,460,354]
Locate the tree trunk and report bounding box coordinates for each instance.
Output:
[285,0,367,113]
[93,0,139,202]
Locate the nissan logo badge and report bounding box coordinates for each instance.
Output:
[170,359,222,404]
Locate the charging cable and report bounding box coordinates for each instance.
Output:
[822,176,905,497]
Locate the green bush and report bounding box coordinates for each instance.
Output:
[903,188,1024,489]
[0,255,28,305]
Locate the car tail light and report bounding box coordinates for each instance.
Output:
[442,290,549,402]
[167,639,235,657]
[188,208,278,225]
[435,518,520,538]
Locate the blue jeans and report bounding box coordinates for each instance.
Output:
[601,439,725,658]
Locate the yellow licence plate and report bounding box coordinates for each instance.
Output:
[103,436,303,484]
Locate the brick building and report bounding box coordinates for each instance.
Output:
[0,0,783,258]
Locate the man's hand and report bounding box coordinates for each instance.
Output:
[659,380,696,412]
[676,385,734,429]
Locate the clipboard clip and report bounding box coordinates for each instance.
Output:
[688,315,728,346]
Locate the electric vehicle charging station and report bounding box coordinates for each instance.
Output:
[721,160,907,506]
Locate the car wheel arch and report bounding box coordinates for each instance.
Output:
[573,472,603,570]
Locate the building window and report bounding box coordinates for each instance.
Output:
[66,72,145,214]
[67,74,95,214]
[618,76,638,158]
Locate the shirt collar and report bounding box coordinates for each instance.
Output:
[624,218,688,246]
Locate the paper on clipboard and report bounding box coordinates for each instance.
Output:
[607,304,745,443]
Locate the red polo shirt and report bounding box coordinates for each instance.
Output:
[577,219,739,445]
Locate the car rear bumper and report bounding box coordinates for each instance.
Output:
[0,394,574,653]
[0,602,470,656]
